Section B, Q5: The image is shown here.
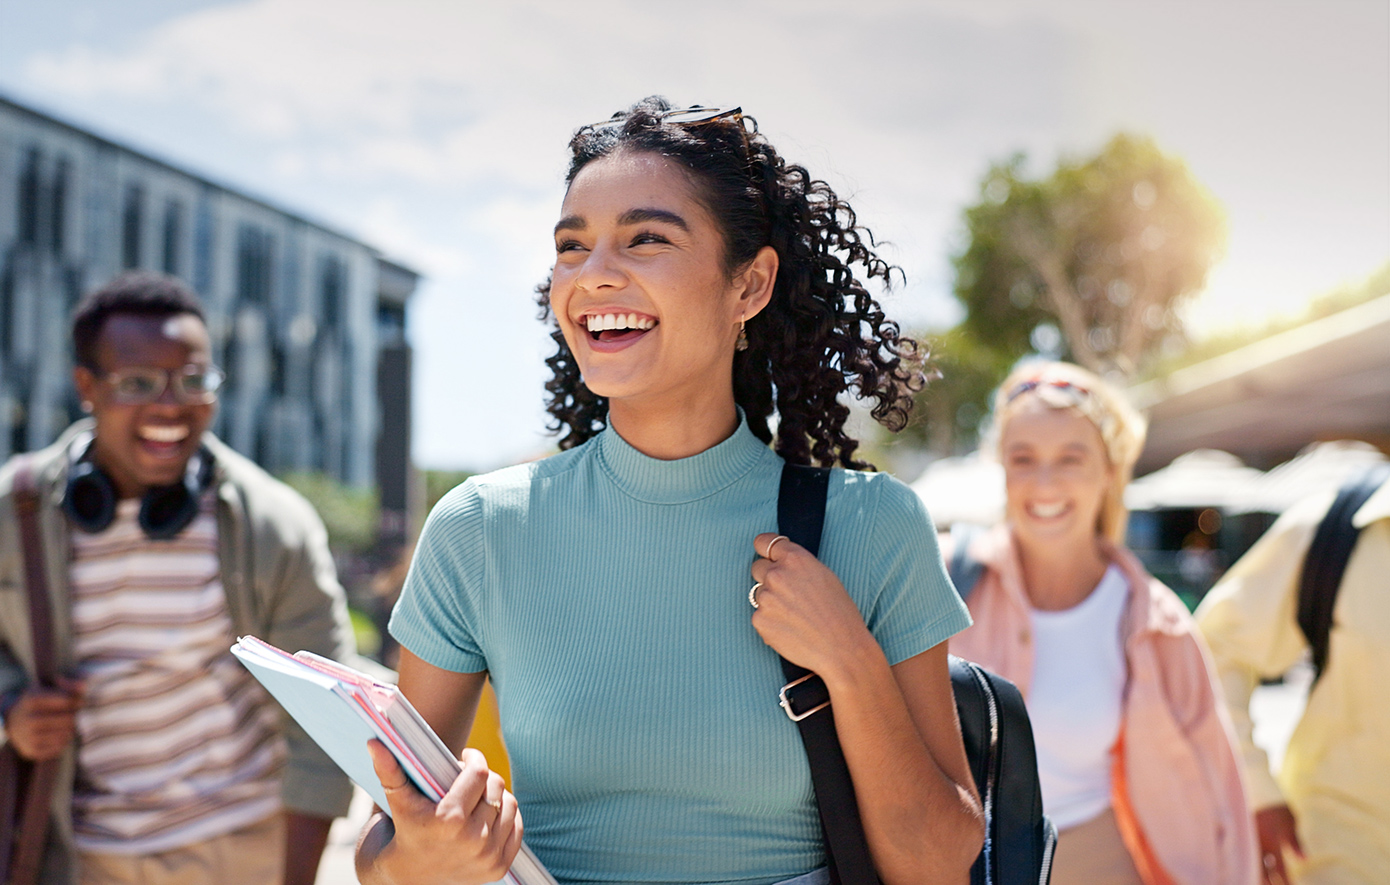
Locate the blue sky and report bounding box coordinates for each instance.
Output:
[1,0,1386,471]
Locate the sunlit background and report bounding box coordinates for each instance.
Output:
[1,0,1386,471]
[1,7,1383,871]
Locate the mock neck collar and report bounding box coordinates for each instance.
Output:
[595,411,771,504]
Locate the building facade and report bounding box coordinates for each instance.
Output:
[0,93,417,543]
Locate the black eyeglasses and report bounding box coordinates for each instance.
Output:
[100,364,226,405]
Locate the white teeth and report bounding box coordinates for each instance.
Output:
[140,425,189,443]
[585,313,655,332]
[1029,502,1067,518]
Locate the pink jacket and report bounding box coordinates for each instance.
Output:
[946,525,1258,885]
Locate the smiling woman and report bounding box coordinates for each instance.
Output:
[356,96,984,885]
[537,100,922,468]
[947,361,1260,885]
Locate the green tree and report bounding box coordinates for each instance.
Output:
[424,469,473,513]
[278,472,379,554]
[955,134,1227,377]
[904,327,1015,455]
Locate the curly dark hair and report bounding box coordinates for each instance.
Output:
[72,270,206,370]
[536,96,925,469]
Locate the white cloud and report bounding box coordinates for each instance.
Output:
[14,0,1387,467]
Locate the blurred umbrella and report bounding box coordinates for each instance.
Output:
[911,453,1006,529]
[1126,449,1266,512]
[1236,440,1389,514]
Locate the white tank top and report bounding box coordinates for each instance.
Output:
[1027,564,1128,830]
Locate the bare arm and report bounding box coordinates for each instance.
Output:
[396,649,489,755]
[284,812,333,885]
[751,533,983,885]
[355,651,521,885]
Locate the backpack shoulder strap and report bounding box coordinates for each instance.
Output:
[1298,463,1390,683]
[776,462,879,885]
[5,456,62,885]
[778,463,830,558]
[10,458,57,686]
[946,523,986,602]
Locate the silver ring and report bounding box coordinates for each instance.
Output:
[749,582,763,609]
[765,535,789,559]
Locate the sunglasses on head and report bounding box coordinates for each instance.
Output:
[1005,378,1091,404]
[586,105,744,133]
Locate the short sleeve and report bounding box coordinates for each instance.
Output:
[859,476,972,666]
[389,481,490,673]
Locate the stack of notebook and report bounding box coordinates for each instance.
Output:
[231,635,555,885]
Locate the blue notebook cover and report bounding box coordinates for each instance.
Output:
[230,637,557,885]
[230,637,407,812]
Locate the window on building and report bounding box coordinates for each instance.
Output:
[194,196,215,294]
[270,337,286,398]
[236,223,273,304]
[218,322,240,447]
[51,158,69,256]
[0,264,13,347]
[9,401,28,458]
[122,183,144,269]
[64,266,82,310]
[17,148,40,246]
[319,253,346,333]
[162,200,183,276]
[377,304,406,347]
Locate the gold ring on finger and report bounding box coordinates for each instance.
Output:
[765,535,789,559]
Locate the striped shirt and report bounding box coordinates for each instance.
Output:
[69,494,284,854]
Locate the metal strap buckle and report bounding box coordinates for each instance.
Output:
[779,673,830,722]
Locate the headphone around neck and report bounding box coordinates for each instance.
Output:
[62,433,216,540]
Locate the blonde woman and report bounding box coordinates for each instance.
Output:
[946,361,1257,885]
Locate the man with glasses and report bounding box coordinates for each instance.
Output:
[0,271,354,884]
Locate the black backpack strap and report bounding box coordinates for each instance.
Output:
[947,523,986,602]
[776,463,880,885]
[1298,463,1390,683]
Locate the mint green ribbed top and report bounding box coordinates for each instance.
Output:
[390,416,969,885]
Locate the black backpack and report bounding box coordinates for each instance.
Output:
[949,656,1056,885]
[1297,463,1390,684]
[776,466,1055,885]
[944,524,1056,885]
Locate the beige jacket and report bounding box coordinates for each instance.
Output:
[946,524,1259,885]
[0,421,355,882]
[1196,479,1390,884]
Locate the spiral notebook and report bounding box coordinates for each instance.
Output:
[230,635,555,885]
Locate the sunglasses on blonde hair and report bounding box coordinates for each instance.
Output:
[1005,377,1091,404]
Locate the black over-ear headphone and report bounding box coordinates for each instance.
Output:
[63,433,217,540]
